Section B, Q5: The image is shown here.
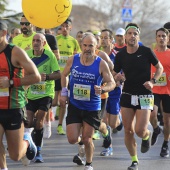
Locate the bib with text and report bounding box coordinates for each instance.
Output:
[30,82,46,94]
[73,84,91,101]
[154,72,167,86]
[139,95,154,110]
[0,88,9,97]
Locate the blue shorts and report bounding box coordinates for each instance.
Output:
[106,97,120,115]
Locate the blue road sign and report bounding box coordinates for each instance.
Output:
[122,8,132,22]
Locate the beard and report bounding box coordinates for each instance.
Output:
[21,28,30,35]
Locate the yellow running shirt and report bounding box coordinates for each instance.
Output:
[12,31,51,51]
[56,34,81,72]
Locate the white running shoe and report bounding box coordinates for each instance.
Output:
[21,155,31,166]
[24,128,34,134]
[84,165,93,170]
[43,122,51,139]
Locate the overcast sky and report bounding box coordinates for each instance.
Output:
[6,0,86,14]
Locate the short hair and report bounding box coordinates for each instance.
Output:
[57,27,61,30]
[125,23,140,34]
[64,17,72,24]
[86,30,92,33]
[81,32,97,45]
[76,31,83,37]
[156,27,169,37]
[35,27,45,34]
[164,22,170,31]
[101,29,113,39]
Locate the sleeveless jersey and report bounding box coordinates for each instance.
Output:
[0,44,26,109]
[26,49,60,100]
[56,34,81,72]
[69,54,102,111]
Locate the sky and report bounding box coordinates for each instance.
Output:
[6,0,86,14]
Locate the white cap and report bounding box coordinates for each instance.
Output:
[115,28,125,36]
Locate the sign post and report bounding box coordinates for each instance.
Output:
[122,0,133,27]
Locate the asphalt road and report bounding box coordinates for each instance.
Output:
[3,112,170,170]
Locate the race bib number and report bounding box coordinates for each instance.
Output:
[154,72,167,86]
[139,95,154,110]
[0,88,9,97]
[73,84,91,101]
[30,82,46,94]
[58,56,69,68]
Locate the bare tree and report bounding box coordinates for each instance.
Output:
[83,0,170,46]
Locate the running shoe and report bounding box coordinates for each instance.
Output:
[43,122,52,139]
[112,128,118,134]
[92,130,100,140]
[57,125,66,135]
[73,154,85,165]
[21,155,31,166]
[141,131,152,153]
[127,161,138,170]
[116,113,123,131]
[84,165,93,170]
[33,147,44,163]
[160,146,169,158]
[23,133,37,160]
[100,147,113,156]
[102,125,112,148]
[151,126,162,146]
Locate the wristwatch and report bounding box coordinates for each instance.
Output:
[45,74,50,81]
[151,78,157,84]
[101,89,105,94]
[9,79,14,88]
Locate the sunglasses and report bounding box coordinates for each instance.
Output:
[20,22,30,26]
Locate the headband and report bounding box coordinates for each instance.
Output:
[125,26,140,34]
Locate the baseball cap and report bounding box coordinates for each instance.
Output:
[0,20,7,30]
[164,22,170,31]
[115,28,125,36]
[93,30,101,36]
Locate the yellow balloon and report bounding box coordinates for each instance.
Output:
[22,0,72,29]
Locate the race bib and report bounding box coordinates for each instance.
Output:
[154,72,167,86]
[0,88,9,97]
[139,95,154,110]
[58,56,69,68]
[73,84,91,101]
[30,82,46,94]
[0,76,9,97]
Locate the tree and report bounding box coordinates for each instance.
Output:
[83,0,170,46]
[0,0,22,32]
[0,0,8,15]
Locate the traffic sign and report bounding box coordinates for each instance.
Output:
[122,0,132,8]
[122,8,132,22]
